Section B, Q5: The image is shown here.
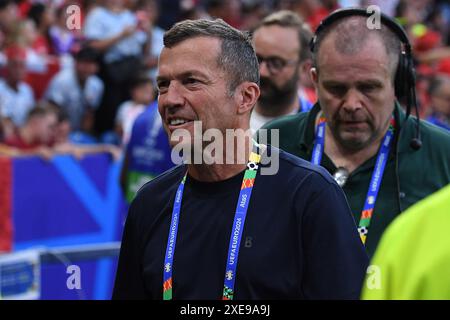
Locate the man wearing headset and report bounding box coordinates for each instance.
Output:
[262,8,450,257]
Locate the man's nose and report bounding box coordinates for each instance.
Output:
[342,88,363,112]
[160,82,185,108]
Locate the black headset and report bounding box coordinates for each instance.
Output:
[309,8,422,150]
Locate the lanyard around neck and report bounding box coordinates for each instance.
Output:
[163,142,264,300]
[311,116,395,244]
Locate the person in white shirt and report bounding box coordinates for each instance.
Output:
[83,0,148,134]
[44,46,104,132]
[0,45,35,127]
[115,74,155,145]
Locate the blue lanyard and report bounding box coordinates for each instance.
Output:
[312,117,395,244]
[311,117,327,166]
[163,144,263,300]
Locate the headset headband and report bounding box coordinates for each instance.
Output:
[310,7,411,54]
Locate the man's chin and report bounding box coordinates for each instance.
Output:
[337,132,372,151]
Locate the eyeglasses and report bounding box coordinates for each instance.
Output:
[256,54,298,74]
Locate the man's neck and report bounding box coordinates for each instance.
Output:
[255,96,299,118]
[187,136,252,182]
[188,163,247,182]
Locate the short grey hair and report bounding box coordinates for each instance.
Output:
[164,18,260,94]
[254,10,313,62]
[312,16,401,83]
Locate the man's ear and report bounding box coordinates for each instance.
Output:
[235,82,260,115]
[299,59,312,75]
[310,67,319,89]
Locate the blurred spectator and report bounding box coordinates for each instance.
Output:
[51,106,122,161]
[3,18,50,73]
[205,0,242,28]
[4,105,57,158]
[437,58,450,76]
[134,0,165,84]
[0,44,35,127]
[157,0,181,30]
[48,3,78,56]
[53,106,71,145]
[27,2,55,55]
[426,76,450,131]
[251,10,313,132]
[84,0,147,134]
[392,0,450,117]
[120,100,175,202]
[425,3,449,43]
[178,0,210,21]
[0,0,18,50]
[82,0,100,16]
[288,0,337,31]
[240,0,269,31]
[0,111,14,141]
[364,0,400,17]
[44,46,103,133]
[115,74,154,145]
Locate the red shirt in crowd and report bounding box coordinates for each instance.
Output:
[4,131,50,150]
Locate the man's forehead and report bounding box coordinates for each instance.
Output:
[254,25,300,53]
[318,35,390,68]
[318,51,391,83]
[158,37,222,76]
[162,36,222,56]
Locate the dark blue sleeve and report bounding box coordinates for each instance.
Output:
[296,172,369,299]
[112,198,148,300]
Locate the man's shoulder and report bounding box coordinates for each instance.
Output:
[267,146,336,186]
[262,112,309,131]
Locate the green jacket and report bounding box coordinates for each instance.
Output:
[261,103,450,257]
[362,184,450,299]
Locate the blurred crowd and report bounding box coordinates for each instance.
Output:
[0,0,449,160]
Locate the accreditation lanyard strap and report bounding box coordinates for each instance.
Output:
[163,144,263,300]
[312,117,395,244]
